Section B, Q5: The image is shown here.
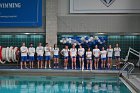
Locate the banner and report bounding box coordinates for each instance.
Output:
[70,0,140,13]
[0,0,42,27]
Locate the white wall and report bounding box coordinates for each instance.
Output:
[70,0,140,13]
[58,0,140,33]
[0,0,140,45]
[45,0,58,45]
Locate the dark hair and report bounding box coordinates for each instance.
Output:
[87,47,90,51]
[87,47,90,50]
[54,44,56,50]
[79,45,82,47]
[72,44,75,47]
[65,45,68,48]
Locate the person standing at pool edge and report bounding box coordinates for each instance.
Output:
[52,44,59,68]
[86,47,92,70]
[28,43,35,69]
[114,44,121,69]
[70,44,77,69]
[78,45,85,70]
[61,45,69,69]
[36,43,44,69]
[107,45,113,69]
[93,45,100,70]
[44,43,52,69]
[20,42,28,69]
[100,47,107,69]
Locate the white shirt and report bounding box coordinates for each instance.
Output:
[20,46,28,56]
[36,46,44,56]
[28,47,35,56]
[114,47,121,57]
[52,48,59,55]
[44,46,51,56]
[93,49,100,57]
[61,49,69,57]
[100,50,107,58]
[70,48,77,57]
[78,48,85,56]
[107,48,113,57]
[86,51,92,59]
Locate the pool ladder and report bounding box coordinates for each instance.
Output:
[119,62,135,78]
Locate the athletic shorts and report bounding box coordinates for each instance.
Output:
[79,55,84,58]
[71,56,76,58]
[86,58,92,61]
[64,56,68,59]
[115,56,120,59]
[108,57,112,59]
[101,58,106,60]
[94,57,99,59]
[45,56,51,61]
[53,55,59,58]
[21,56,27,62]
[29,56,34,61]
[37,56,43,61]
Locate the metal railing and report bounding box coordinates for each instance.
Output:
[121,47,140,67]
[119,62,135,78]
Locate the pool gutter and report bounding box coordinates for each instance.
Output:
[0,69,121,77]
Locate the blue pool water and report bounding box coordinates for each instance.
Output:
[0,75,131,93]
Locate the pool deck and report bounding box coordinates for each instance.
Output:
[121,73,140,93]
[0,69,121,77]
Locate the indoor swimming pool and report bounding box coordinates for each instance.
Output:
[0,75,132,93]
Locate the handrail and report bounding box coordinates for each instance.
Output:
[128,63,135,74]
[122,47,140,67]
[119,62,135,78]
[121,55,129,63]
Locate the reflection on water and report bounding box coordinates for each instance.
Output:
[0,76,131,93]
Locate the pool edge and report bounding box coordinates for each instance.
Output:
[121,75,140,93]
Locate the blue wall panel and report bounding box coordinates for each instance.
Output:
[0,0,42,27]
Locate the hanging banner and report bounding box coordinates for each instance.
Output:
[70,0,140,13]
[0,0,42,27]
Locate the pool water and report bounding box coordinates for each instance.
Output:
[0,76,131,93]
